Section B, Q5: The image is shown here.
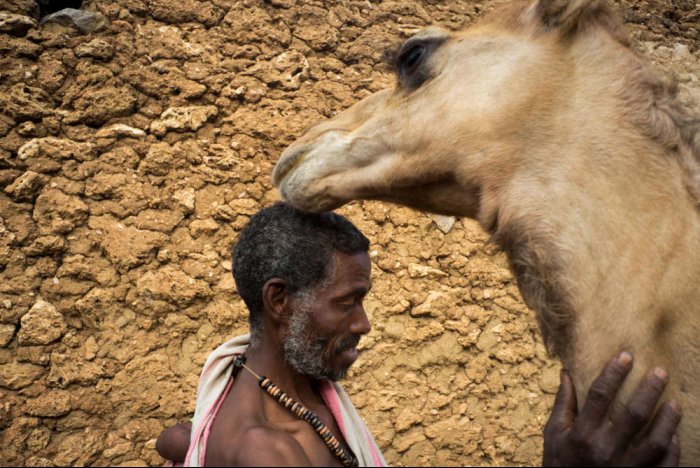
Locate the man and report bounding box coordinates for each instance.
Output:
[160,202,384,467]
[157,202,681,466]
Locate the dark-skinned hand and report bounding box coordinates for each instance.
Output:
[543,351,682,467]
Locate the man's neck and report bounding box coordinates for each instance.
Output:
[243,338,322,407]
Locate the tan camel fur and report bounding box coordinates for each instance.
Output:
[272,0,700,462]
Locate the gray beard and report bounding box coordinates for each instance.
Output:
[283,305,348,382]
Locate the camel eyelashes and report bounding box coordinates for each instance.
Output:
[394,37,446,90]
[399,44,425,74]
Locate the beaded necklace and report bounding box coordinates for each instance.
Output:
[233,355,359,467]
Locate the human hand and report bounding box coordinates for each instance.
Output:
[543,352,682,466]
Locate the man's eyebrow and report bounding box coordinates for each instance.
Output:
[336,284,372,301]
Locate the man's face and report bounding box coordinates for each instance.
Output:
[283,251,372,381]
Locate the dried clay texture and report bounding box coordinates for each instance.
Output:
[0,0,698,466]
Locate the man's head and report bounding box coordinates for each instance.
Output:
[232,202,371,380]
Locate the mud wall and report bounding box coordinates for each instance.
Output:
[0,0,698,466]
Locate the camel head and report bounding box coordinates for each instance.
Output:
[272,0,631,221]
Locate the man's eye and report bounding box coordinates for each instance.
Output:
[400,44,425,76]
[337,300,355,311]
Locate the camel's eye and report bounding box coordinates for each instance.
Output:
[393,36,446,90]
[399,44,425,77]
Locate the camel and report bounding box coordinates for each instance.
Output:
[272,0,700,462]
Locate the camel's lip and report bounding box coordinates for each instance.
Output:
[272,149,307,187]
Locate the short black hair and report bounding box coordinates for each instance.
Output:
[232,202,369,339]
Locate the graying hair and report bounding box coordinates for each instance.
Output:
[232,202,368,347]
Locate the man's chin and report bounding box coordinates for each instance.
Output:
[321,365,351,382]
[326,347,360,381]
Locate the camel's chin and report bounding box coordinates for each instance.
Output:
[280,187,347,213]
[288,197,347,213]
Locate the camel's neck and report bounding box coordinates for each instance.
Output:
[559,152,698,381]
[487,74,700,424]
[468,31,700,464]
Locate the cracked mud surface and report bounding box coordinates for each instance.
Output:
[0,0,697,465]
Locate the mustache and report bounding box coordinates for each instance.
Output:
[335,334,361,354]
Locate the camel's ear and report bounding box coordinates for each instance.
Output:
[528,0,606,36]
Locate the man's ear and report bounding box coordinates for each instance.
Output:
[529,0,606,37]
[262,278,291,324]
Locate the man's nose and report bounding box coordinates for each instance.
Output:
[349,306,371,335]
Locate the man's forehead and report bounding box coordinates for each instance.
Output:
[332,250,371,271]
[326,251,371,287]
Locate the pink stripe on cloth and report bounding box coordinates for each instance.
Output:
[184,376,234,466]
[199,377,234,466]
[319,380,346,435]
[319,381,383,467]
[363,425,383,467]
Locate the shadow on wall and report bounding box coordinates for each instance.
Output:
[35,0,108,35]
[37,0,83,17]
[38,0,84,16]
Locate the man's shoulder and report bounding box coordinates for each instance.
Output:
[213,424,312,467]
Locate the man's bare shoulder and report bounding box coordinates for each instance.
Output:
[211,425,312,467]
